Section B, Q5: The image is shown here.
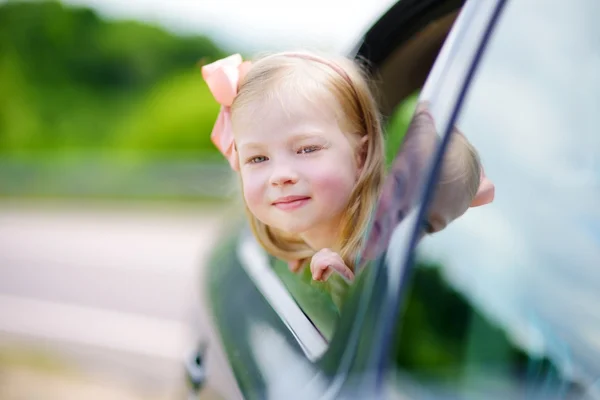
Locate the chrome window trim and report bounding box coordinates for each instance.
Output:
[236,231,328,361]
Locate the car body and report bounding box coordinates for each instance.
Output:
[191,0,600,398]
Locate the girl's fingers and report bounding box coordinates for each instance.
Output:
[310,259,325,280]
[321,253,354,281]
[310,260,327,281]
[321,268,334,281]
[328,262,354,281]
[310,255,354,282]
[312,265,323,280]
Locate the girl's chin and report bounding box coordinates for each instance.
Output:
[273,224,311,236]
[268,219,315,236]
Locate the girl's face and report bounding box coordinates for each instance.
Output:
[234,93,362,241]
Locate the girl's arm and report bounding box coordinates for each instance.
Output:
[361,102,439,262]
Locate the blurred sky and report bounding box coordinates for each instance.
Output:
[58,0,398,53]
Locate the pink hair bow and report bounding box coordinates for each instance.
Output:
[470,167,495,207]
[201,54,252,171]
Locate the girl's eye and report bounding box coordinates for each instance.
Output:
[298,145,321,155]
[248,156,268,164]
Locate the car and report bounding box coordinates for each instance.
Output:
[187,0,600,398]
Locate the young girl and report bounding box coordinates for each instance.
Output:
[202,52,494,290]
[202,51,386,286]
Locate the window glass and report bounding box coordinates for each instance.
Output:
[385,91,419,166]
[390,0,600,398]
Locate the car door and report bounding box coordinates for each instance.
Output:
[371,0,600,398]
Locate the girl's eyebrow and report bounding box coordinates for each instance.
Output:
[237,141,266,152]
[289,132,326,141]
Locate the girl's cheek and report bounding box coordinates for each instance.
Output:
[310,163,356,200]
[241,172,265,210]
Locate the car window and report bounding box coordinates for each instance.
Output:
[389,0,600,398]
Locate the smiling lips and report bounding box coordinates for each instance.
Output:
[272,195,311,211]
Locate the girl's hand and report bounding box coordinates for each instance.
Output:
[310,249,355,282]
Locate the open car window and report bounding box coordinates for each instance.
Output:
[388,0,600,398]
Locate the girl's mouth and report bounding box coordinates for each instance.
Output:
[272,196,311,211]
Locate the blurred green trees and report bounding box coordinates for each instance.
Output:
[0,1,416,200]
[0,0,225,155]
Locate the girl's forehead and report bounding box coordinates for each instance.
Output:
[233,86,344,138]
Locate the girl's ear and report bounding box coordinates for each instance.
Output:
[356,135,369,173]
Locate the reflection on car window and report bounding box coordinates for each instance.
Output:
[392,0,600,398]
[385,92,419,166]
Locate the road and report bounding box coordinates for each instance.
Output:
[0,200,241,400]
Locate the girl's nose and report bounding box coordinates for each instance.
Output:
[269,164,299,187]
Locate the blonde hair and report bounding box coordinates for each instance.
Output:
[229,51,385,271]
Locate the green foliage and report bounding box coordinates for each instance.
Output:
[0,0,226,156]
[391,259,537,386]
[114,69,221,154]
[0,0,416,201]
